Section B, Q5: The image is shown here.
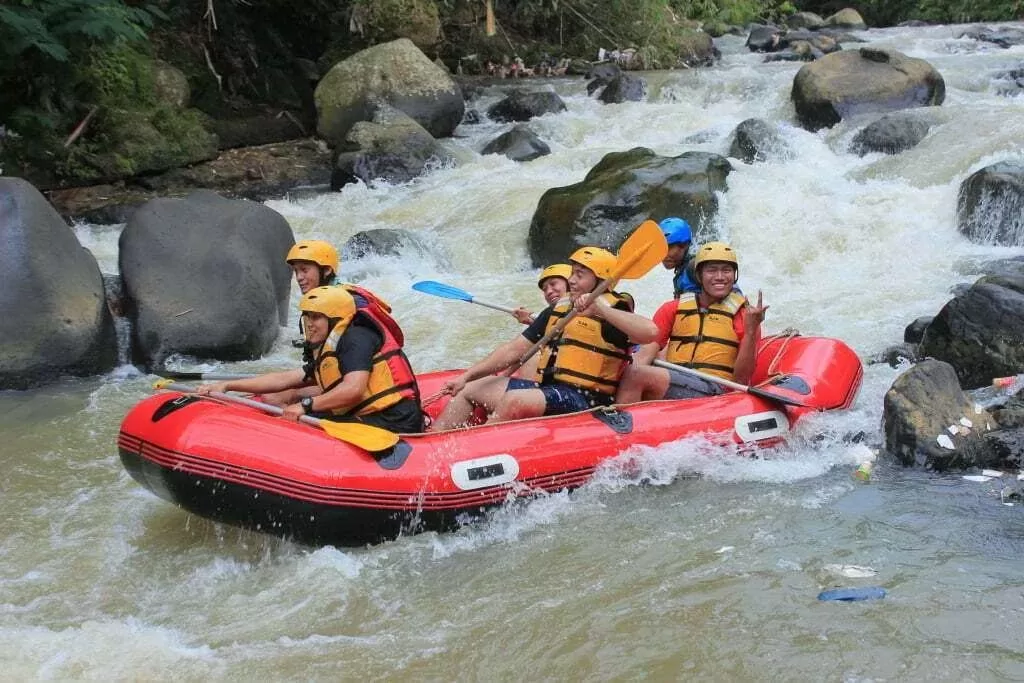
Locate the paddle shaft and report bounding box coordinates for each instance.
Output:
[159,371,259,381]
[158,380,326,429]
[469,298,520,315]
[652,359,810,408]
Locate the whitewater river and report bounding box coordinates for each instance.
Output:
[3,22,1024,680]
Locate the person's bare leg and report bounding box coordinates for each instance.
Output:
[490,388,547,423]
[431,377,510,430]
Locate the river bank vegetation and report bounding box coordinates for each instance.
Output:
[1,0,1021,187]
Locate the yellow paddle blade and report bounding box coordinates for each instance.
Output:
[153,378,176,390]
[615,219,668,280]
[317,420,400,452]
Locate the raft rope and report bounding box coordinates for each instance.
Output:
[757,327,800,387]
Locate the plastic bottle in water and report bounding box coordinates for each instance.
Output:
[972,372,1024,408]
[992,373,1024,395]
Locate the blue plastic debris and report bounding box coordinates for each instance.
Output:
[817,586,887,602]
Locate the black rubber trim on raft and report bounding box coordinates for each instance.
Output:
[768,374,812,395]
[592,408,633,434]
[375,440,412,470]
[151,395,201,422]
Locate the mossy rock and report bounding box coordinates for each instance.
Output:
[527,147,732,267]
[78,107,218,181]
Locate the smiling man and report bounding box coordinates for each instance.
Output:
[615,242,768,403]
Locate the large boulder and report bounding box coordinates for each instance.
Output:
[315,38,464,146]
[746,24,783,52]
[528,148,731,267]
[918,275,1024,389]
[883,360,995,470]
[849,113,932,156]
[487,91,567,123]
[0,178,117,389]
[791,48,945,131]
[677,30,718,67]
[481,125,551,162]
[728,118,792,163]
[956,161,1024,246]
[824,8,866,29]
[597,74,647,104]
[786,12,825,30]
[119,191,294,367]
[331,106,455,189]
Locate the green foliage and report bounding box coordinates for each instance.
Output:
[794,0,1022,25]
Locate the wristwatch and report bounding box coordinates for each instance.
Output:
[300,397,315,414]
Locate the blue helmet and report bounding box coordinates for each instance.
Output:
[659,217,692,246]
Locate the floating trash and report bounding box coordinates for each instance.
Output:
[823,564,877,578]
[963,475,994,482]
[715,546,734,554]
[982,469,1005,478]
[936,434,955,450]
[818,586,886,602]
[960,417,974,428]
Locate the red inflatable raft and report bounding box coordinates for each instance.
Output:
[118,334,862,545]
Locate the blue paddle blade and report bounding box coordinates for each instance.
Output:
[411,280,474,302]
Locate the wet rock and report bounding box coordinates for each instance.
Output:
[119,191,294,367]
[919,275,1024,389]
[959,25,1024,48]
[677,30,719,67]
[849,113,932,156]
[904,315,933,343]
[956,161,1024,246]
[746,24,783,52]
[487,90,567,122]
[344,228,440,260]
[978,255,1024,279]
[992,63,1024,97]
[528,148,731,267]
[791,48,945,131]
[982,429,1024,469]
[992,394,1024,429]
[331,106,455,189]
[461,109,482,125]
[597,74,647,103]
[315,38,464,145]
[869,343,920,368]
[0,178,117,389]
[786,12,825,30]
[728,118,792,163]
[824,8,866,30]
[481,125,551,162]
[883,359,995,470]
[587,62,621,82]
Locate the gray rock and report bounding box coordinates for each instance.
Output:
[791,48,945,131]
[728,118,792,163]
[904,315,933,343]
[152,61,190,109]
[481,125,551,162]
[956,161,1024,246]
[786,11,825,30]
[919,275,1024,389]
[528,148,731,267]
[0,178,117,388]
[119,191,294,367]
[961,26,1024,48]
[982,429,1024,469]
[883,359,995,470]
[868,343,920,368]
[824,8,866,29]
[331,106,455,189]
[487,91,567,123]
[849,113,931,156]
[315,38,464,145]
[978,255,1024,279]
[992,64,1024,97]
[597,74,647,104]
[746,24,783,52]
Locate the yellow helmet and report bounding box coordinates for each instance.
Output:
[300,286,355,327]
[537,264,572,288]
[286,240,339,274]
[569,247,617,280]
[693,241,739,273]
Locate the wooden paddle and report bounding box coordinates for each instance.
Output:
[411,280,519,315]
[652,359,811,408]
[152,379,400,452]
[508,219,668,374]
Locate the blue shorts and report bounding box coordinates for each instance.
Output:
[506,378,611,416]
